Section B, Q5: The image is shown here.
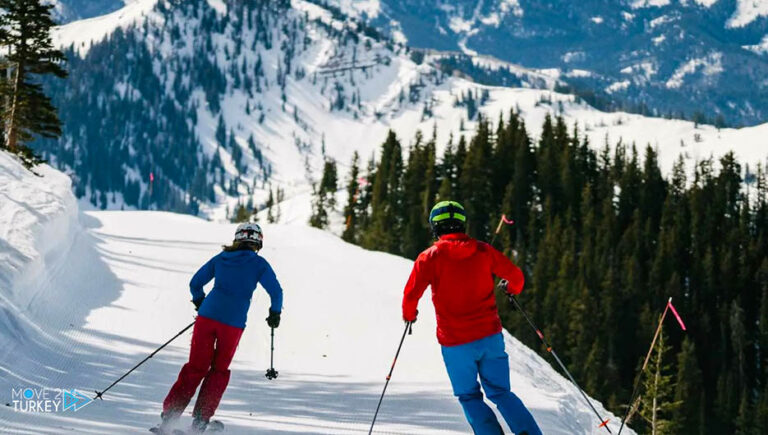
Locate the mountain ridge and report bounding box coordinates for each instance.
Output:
[37,0,768,219]
[330,0,768,126]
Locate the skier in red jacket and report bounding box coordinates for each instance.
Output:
[402,201,542,435]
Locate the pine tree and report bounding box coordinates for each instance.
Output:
[639,331,680,435]
[364,130,403,253]
[215,115,226,146]
[0,0,67,167]
[232,203,251,223]
[319,158,338,209]
[342,152,361,243]
[266,188,275,223]
[275,187,284,222]
[673,337,705,435]
[401,131,431,259]
[309,159,338,229]
[735,388,755,435]
[437,134,456,200]
[309,183,328,229]
[459,116,494,240]
[422,131,438,218]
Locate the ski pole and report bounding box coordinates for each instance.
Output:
[266,327,278,380]
[503,283,612,434]
[94,320,195,400]
[368,321,412,435]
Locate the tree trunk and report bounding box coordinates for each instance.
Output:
[652,344,661,435]
[6,61,22,153]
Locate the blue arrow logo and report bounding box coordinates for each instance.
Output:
[62,390,93,411]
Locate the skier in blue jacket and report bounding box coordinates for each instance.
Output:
[156,223,283,433]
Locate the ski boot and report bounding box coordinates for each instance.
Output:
[149,411,179,434]
[189,417,208,433]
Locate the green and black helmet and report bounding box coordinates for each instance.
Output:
[429,200,467,238]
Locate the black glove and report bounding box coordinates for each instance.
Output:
[266,310,281,328]
[192,297,205,311]
[498,279,509,293]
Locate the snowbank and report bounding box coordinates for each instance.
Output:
[0,151,78,350]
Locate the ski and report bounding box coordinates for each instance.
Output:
[151,420,223,434]
[208,420,225,432]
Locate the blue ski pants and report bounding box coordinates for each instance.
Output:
[441,333,542,435]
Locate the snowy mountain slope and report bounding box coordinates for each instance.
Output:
[632,0,768,27]
[45,0,455,216]
[40,0,768,221]
[48,0,128,24]
[726,0,768,27]
[51,0,159,50]
[0,155,632,434]
[330,0,768,126]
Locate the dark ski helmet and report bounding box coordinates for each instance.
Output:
[429,200,466,238]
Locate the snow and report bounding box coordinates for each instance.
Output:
[460,86,768,175]
[744,34,768,54]
[728,0,768,28]
[325,0,382,19]
[562,51,586,63]
[621,61,657,79]
[448,14,473,34]
[43,0,768,219]
[665,52,723,89]
[649,14,675,29]
[0,152,78,354]
[52,0,160,55]
[206,0,227,15]
[0,155,631,434]
[693,0,719,6]
[631,0,671,8]
[566,69,593,78]
[479,12,502,27]
[499,0,524,17]
[606,80,631,93]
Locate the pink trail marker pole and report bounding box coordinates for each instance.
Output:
[619,297,687,434]
[490,214,515,246]
[668,299,687,331]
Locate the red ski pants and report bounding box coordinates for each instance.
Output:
[163,316,243,421]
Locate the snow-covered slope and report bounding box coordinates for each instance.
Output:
[728,0,768,27]
[0,156,631,434]
[0,152,78,355]
[330,0,768,126]
[42,0,768,220]
[52,0,158,50]
[48,0,129,24]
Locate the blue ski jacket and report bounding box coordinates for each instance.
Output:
[190,250,283,328]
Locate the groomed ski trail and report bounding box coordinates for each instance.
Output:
[0,210,630,434]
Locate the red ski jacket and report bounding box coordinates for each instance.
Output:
[402,233,524,347]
